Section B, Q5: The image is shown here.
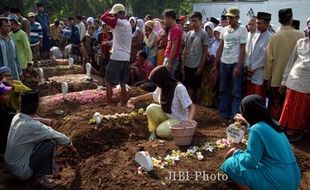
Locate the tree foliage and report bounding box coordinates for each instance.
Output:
[1,0,204,20]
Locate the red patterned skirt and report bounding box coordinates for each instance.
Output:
[279,89,310,132]
[246,81,265,98]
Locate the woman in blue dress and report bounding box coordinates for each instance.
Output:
[221,95,301,190]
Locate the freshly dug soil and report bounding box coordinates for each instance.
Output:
[34,74,103,96]
[1,87,309,190]
[41,65,84,78]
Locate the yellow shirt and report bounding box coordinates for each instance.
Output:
[264,26,304,87]
[50,24,62,41]
[8,80,31,111]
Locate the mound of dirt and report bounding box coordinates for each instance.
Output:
[41,65,84,78]
[38,88,121,116]
[1,87,309,190]
[35,59,56,67]
[49,105,240,190]
[35,74,103,96]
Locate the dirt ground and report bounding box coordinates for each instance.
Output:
[0,60,309,190]
[27,74,103,97]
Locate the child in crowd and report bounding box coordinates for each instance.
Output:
[0,66,31,111]
[97,24,113,77]
[81,25,96,71]
[203,26,222,107]
[202,26,223,108]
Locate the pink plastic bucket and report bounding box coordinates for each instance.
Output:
[169,122,196,146]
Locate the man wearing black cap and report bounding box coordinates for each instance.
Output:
[10,8,30,38]
[264,8,304,119]
[245,12,272,97]
[292,20,300,30]
[5,91,77,188]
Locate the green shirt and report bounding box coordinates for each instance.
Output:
[10,29,33,69]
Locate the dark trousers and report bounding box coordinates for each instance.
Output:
[219,62,243,119]
[29,140,56,178]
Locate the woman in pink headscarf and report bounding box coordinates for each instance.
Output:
[154,20,164,37]
[153,19,167,65]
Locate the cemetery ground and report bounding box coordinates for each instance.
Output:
[0,59,310,190]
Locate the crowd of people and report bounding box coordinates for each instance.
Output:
[0,2,309,189]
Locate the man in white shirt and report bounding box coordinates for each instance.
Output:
[76,16,86,42]
[5,91,77,188]
[101,4,132,106]
[213,7,247,119]
[245,12,272,97]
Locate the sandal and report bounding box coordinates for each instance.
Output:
[36,176,57,189]
[148,131,157,141]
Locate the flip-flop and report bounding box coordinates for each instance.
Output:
[37,176,57,189]
[148,132,157,141]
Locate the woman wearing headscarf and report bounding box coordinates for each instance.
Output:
[221,95,301,190]
[136,19,144,33]
[86,17,94,26]
[204,21,215,47]
[127,66,195,140]
[129,17,144,64]
[144,20,158,66]
[154,19,165,37]
[155,20,168,65]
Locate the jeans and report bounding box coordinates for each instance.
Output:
[219,62,242,119]
[163,58,178,78]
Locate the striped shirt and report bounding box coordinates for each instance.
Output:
[4,113,71,180]
[29,21,43,46]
